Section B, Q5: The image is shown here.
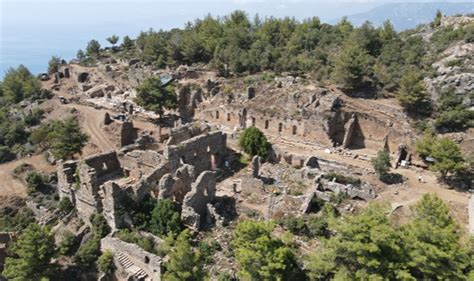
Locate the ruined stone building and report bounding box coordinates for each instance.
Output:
[57,123,227,231]
[194,83,415,160]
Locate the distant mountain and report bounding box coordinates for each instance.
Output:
[334,2,474,31]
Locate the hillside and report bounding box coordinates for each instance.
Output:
[0,11,473,281]
[341,2,474,30]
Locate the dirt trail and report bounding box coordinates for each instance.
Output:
[64,103,116,153]
[0,154,56,197]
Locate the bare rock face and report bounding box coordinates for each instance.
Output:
[181,171,216,230]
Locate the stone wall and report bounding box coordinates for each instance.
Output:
[181,171,216,230]
[70,152,122,222]
[195,87,414,154]
[164,131,227,175]
[101,182,127,230]
[165,122,211,146]
[158,164,195,203]
[57,160,78,202]
[101,237,162,281]
[119,150,163,180]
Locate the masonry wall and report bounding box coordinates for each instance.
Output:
[164,131,227,175]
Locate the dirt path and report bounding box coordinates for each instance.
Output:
[0,154,56,197]
[61,102,116,154]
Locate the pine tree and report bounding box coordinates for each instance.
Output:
[331,38,372,90]
[163,229,205,281]
[3,224,56,281]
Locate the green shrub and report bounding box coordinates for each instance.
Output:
[306,215,329,238]
[91,213,110,238]
[97,250,115,275]
[149,199,183,237]
[323,172,361,186]
[198,240,221,264]
[435,108,474,132]
[25,171,46,194]
[238,127,271,158]
[371,150,391,177]
[58,231,77,256]
[75,238,101,269]
[58,197,74,215]
[116,229,156,254]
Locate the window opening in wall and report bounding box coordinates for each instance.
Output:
[292,125,297,135]
[265,120,269,129]
[278,123,283,132]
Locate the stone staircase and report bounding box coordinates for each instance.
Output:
[116,252,148,280]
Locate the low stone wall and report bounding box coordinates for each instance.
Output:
[101,237,162,281]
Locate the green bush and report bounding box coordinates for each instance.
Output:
[435,108,474,132]
[116,229,156,254]
[25,171,47,194]
[58,197,74,215]
[58,231,77,256]
[371,150,391,177]
[75,238,101,269]
[323,172,361,186]
[97,250,115,275]
[238,127,271,158]
[91,213,110,238]
[150,199,183,237]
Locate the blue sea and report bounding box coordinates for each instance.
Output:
[0,0,386,78]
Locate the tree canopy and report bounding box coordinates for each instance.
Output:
[238,126,271,158]
[106,35,119,46]
[150,199,183,237]
[47,56,62,75]
[232,220,301,281]
[135,77,177,118]
[163,229,205,281]
[396,69,432,116]
[86,39,101,57]
[3,223,56,281]
[30,117,89,159]
[416,135,465,178]
[306,194,472,280]
[1,65,42,104]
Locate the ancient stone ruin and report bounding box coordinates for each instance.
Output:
[57,126,227,231]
